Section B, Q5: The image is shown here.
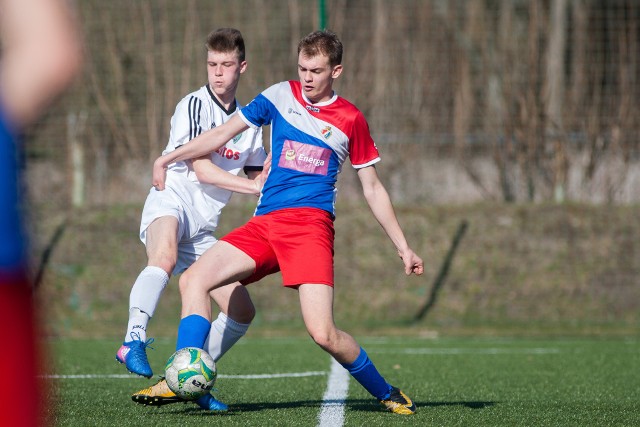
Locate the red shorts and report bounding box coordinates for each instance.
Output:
[220,208,335,287]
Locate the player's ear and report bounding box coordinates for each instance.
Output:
[239,60,248,74]
[331,64,343,79]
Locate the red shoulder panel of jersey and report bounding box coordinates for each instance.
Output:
[287,81,379,166]
[288,81,360,134]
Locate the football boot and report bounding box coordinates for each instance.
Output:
[195,393,229,411]
[131,377,183,406]
[116,332,154,378]
[379,386,416,415]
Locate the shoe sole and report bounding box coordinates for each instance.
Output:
[197,403,229,412]
[116,356,153,379]
[131,394,185,406]
[380,389,416,415]
[201,406,228,412]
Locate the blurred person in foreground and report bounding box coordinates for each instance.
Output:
[117,28,268,411]
[0,0,83,425]
[150,30,423,415]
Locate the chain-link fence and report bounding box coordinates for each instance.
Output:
[24,0,640,207]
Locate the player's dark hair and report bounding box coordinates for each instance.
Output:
[297,30,343,67]
[206,28,246,62]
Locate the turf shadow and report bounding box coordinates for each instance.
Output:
[151,398,496,416]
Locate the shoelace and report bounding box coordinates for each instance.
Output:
[129,331,155,350]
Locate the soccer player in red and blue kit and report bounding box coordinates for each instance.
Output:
[0,99,43,427]
[0,0,82,425]
[151,30,423,415]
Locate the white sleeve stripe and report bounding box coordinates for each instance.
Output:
[188,96,203,140]
[352,157,381,169]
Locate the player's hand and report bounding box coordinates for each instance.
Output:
[263,151,272,172]
[252,152,272,196]
[252,172,267,196]
[152,157,168,190]
[398,247,424,276]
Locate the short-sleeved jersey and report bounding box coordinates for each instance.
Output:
[239,80,380,217]
[163,84,266,230]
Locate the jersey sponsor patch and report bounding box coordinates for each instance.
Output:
[278,140,331,175]
[215,146,241,160]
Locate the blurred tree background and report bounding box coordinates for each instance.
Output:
[25,0,640,208]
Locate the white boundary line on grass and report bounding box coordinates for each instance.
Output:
[317,358,350,427]
[42,371,327,379]
[44,348,560,380]
[371,348,561,355]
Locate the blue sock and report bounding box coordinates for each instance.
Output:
[341,347,392,400]
[176,314,211,351]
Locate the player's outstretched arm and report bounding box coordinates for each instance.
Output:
[152,115,249,190]
[357,165,424,276]
[192,150,271,195]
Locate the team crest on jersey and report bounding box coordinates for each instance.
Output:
[321,126,332,140]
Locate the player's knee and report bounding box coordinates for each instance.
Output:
[148,254,176,275]
[178,271,194,295]
[308,328,337,352]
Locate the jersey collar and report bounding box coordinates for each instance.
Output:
[206,84,237,115]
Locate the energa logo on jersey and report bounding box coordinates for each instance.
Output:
[279,140,331,176]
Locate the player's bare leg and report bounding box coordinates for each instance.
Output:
[210,281,255,324]
[298,283,416,414]
[206,281,255,360]
[168,241,255,410]
[298,284,360,363]
[178,241,256,320]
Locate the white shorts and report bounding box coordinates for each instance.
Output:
[139,187,218,275]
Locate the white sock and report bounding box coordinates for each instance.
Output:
[125,266,169,342]
[204,312,250,362]
[125,308,150,343]
[129,266,169,317]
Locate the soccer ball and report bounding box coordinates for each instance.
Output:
[164,347,217,400]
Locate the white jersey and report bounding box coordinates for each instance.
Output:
[161,84,265,231]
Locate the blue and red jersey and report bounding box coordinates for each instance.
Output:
[0,100,40,427]
[0,104,27,286]
[238,80,380,217]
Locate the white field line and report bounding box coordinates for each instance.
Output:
[370,348,561,355]
[42,371,327,379]
[43,347,561,379]
[317,358,350,427]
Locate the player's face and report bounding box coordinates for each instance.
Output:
[206,50,247,104]
[297,52,342,104]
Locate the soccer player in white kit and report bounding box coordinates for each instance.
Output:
[115,28,267,412]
